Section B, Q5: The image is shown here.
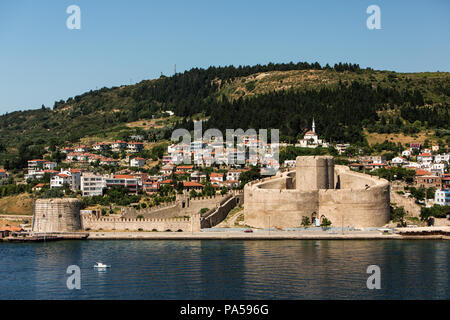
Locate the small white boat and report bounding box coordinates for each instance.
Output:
[94,262,110,269]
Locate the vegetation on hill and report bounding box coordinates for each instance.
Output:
[0,61,449,169]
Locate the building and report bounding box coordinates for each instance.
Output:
[130,157,146,168]
[417,153,433,165]
[434,153,450,163]
[435,189,450,206]
[191,171,207,183]
[442,174,450,189]
[416,175,442,189]
[335,144,350,155]
[93,143,110,152]
[296,119,329,148]
[402,150,412,157]
[127,142,144,153]
[100,158,119,166]
[143,180,159,194]
[392,157,407,166]
[50,169,81,191]
[111,140,128,152]
[244,156,390,229]
[81,174,105,197]
[183,181,204,191]
[210,173,224,184]
[32,198,82,232]
[283,160,296,168]
[74,145,90,153]
[0,169,8,179]
[177,165,194,173]
[105,175,139,193]
[226,169,244,181]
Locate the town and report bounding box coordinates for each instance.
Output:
[0,116,449,239]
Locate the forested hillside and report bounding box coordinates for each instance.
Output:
[0,61,449,169]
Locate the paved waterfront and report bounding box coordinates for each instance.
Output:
[87,230,402,240]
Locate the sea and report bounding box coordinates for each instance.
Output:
[0,240,448,299]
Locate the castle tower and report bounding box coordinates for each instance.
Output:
[295,156,334,191]
[32,198,82,233]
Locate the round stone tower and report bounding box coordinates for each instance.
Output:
[295,156,335,190]
[32,198,82,233]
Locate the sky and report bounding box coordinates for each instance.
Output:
[0,0,449,114]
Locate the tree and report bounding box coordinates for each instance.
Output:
[320,218,332,230]
[391,206,406,223]
[301,216,310,228]
[426,187,436,199]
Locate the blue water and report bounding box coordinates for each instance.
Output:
[0,240,448,299]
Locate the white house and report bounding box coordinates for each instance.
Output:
[130,157,146,168]
[127,142,144,153]
[81,173,105,197]
[392,157,407,166]
[210,173,224,184]
[111,140,128,152]
[226,170,243,181]
[50,169,81,191]
[430,163,446,176]
[43,161,57,170]
[283,160,296,168]
[401,150,412,157]
[435,189,450,206]
[74,145,90,153]
[417,152,433,165]
[434,153,450,164]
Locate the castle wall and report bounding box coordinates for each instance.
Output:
[201,194,244,228]
[244,157,391,229]
[32,198,82,232]
[296,156,334,190]
[81,214,201,232]
[121,194,230,219]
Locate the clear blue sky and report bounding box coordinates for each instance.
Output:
[0,0,449,114]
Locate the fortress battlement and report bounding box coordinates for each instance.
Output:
[244,156,390,229]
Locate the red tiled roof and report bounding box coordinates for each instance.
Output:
[210,173,223,177]
[415,170,433,176]
[183,181,203,187]
[418,153,432,157]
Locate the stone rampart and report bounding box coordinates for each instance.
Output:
[32,198,82,232]
[244,157,390,228]
[81,214,201,232]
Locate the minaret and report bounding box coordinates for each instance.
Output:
[312,118,316,133]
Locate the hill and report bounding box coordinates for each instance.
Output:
[0,61,449,169]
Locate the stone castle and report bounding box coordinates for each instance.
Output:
[31,192,244,233]
[244,156,390,228]
[31,156,390,233]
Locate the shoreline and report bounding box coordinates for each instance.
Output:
[86,230,449,241]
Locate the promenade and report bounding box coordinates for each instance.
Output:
[87,228,449,240]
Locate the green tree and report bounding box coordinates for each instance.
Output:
[301,216,311,227]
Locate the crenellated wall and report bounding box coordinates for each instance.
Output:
[81,214,201,232]
[244,156,390,228]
